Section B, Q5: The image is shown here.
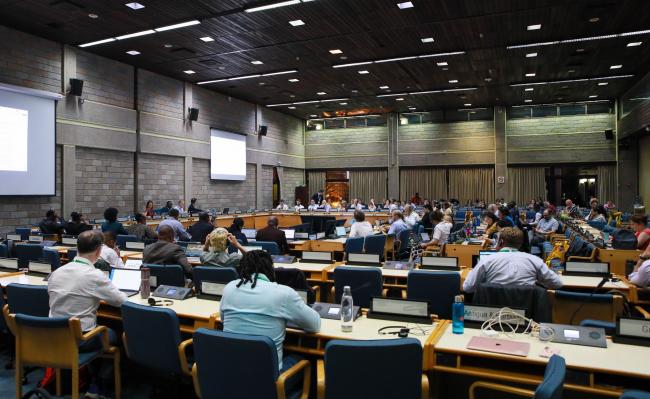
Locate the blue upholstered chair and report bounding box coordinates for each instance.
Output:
[334,266,382,308]
[145,264,186,288]
[256,241,281,255]
[121,302,193,376]
[549,290,623,325]
[193,266,239,289]
[6,283,49,317]
[397,229,413,259]
[0,242,8,258]
[42,247,61,271]
[191,329,311,399]
[15,228,31,241]
[67,248,78,260]
[621,391,650,399]
[344,237,365,258]
[116,234,139,249]
[580,319,616,335]
[4,313,121,399]
[317,339,428,399]
[469,355,565,399]
[407,270,460,319]
[15,243,44,268]
[364,234,387,258]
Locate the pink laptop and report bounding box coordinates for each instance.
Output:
[466,336,531,357]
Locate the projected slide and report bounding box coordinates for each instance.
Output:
[210,129,247,181]
[0,106,29,172]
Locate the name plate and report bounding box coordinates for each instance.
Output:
[294,232,309,239]
[29,235,43,243]
[202,281,226,297]
[302,251,332,262]
[0,258,18,270]
[126,241,144,250]
[614,318,650,346]
[316,232,325,239]
[464,305,525,325]
[371,297,428,318]
[62,237,77,245]
[421,256,458,269]
[7,234,21,241]
[348,253,380,265]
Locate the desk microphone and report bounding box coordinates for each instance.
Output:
[568,274,609,326]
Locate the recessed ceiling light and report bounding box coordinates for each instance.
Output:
[340,56,348,60]
[289,19,305,26]
[395,98,405,101]
[200,36,214,42]
[289,78,299,82]
[627,41,642,47]
[408,107,416,110]
[351,89,359,93]
[317,92,327,95]
[526,73,536,77]
[589,95,598,98]
[526,52,538,57]
[251,60,264,65]
[126,50,140,55]
[527,24,542,31]
[339,102,348,105]
[183,70,195,74]
[610,64,622,69]
[329,49,343,54]
[310,114,318,118]
[88,13,99,19]
[484,77,492,82]
[598,82,608,86]
[358,70,370,74]
[288,106,296,109]
[437,61,448,66]
[589,17,600,23]
[576,48,585,52]
[525,88,533,91]
[164,43,173,48]
[380,85,389,89]
[421,37,434,43]
[397,1,414,9]
[568,69,575,73]
[125,2,145,10]
[449,79,458,83]
[524,99,532,103]
[464,103,472,106]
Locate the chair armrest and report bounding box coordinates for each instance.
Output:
[330,286,335,303]
[316,359,325,399]
[382,288,389,297]
[2,305,16,335]
[207,313,219,329]
[401,289,407,299]
[635,305,650,319]
[276,359,311,399]
[80,325,111,352]
[421,374,429,399]
[469,381,535,399]
[178,338,193,376]
[311,285,321,303]
[191,363,201,399]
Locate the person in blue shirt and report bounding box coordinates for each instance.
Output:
[386,210,408,236]
[220,250,320,372]
[157,201,173,215]
[157,209,191,241]
[498,206,515,227]
[100,207,128,236]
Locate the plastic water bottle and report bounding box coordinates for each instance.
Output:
[140,267,150,299]
[340,286,354,332]
[452,295,464,334]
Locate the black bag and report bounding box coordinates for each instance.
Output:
[611,229,638,250]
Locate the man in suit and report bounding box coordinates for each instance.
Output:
[39,209,65,235]
[142,225,192,277]
[312,189,324,205]
[256,216,289,254]
[188,212,215,244]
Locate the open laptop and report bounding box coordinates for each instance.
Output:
[335,226,347,237]
[420,256,460,271]
[28,260,52,275]
[185,244,204,257]
[197,280,228,300]
[272,255,296,264]
[467,336,531,357]
[563,261,610,277]
[109,268,140,297]
[473,250,497,267]
[281,229,296,241]
[242,229,257,241]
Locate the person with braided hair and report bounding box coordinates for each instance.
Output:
[220,250,320,372]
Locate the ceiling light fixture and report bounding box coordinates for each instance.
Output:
[627,41,642,47]
[289,19,305,26]
[507,29,650,49]
[527,24,542,30]
[449,79,458,83]
[125,2,145,10]
[288,106,296,109]
[589,95,598,98]
[421,37,434,43]
[78,19,201,48]
[610,64,622,69]
[525,88,533,91]
[526,52,538,57]
[464,103,472,106]
[358,70,370,74]
[155,20,201,32]
[116,30,156,40]
[437,61,448,66]
[375,56,417,63]
[332,51,465,68]
[598,82,608,86]
[509,74,633,87]
[397,2,414,9]
[589,17,600,23]
[245,0,300,13]
[200,36,214,42]
[526,73,536,77]
[262,70,297,76]
[88,13,99,19]
[126,50,140,55]
[329,49,343,54]
[267,97,350,107]
[79,38,116,48]
[339,102,348,105]
[524,99,533,103]
[251,60,264,65]
[229,74,261,80]
[289,78,300,82]
[197,70,297,84]
[317,92,327,95]
[395,98,405,101]
[183,70,195,74]
[380,85,389,89]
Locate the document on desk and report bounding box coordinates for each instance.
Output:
[124,259,142,270]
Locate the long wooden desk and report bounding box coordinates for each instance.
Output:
[443,242,487,268]
[431,321,650,397]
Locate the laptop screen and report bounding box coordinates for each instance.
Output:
[29,261,51,274]
[420,232,431,242]
[335,226,346,237]
[565,261,609,274]
[110,268,141,291]
[124,259,142,270]
[282,229,295,239]
[242,229,257,239]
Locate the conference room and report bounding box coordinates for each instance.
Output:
[1,0,650,398]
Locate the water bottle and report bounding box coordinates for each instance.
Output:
[340,286,354,332]
[140,267,151,299]
[452,295,464,334]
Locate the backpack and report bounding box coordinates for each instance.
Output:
[611,229,637,250]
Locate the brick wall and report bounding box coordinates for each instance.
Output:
[75,51,134,109]
[137,153,185,209]
[192,160,257,210]
[75,147,135,219]
[282,167,305,204]
[262,165,275,209]
[137,69,184,119]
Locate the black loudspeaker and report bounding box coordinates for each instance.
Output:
[69,78,84,96]
[188,107,199,121]
[605,129,614,140]
[258,125,268,136]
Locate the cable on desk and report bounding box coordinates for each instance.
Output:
[480,307,555,341]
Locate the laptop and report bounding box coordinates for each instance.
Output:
[420,232,431,242]
[125,241,145,251]
[466,336,531,357]
[272,255,296,264]
[197,280,228,300]
[383,261,414,270]
[540,323,607,348]
[420,256,460,271]
[281,229,296,241]
[563,261,610,277]
[242,229,257,240]
[347,253,381,266]
[0,257,18,271]
[367,297,431,324]
[109,268,141,297]
[335,226,347,237]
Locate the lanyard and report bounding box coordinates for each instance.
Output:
[72,258,93,267]
[499,247,518,253]
[255,273,270,282]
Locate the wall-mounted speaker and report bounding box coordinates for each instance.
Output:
[188,107,199,121]
[258,125,268,136]
[69,78,84,96]
[604,129,614,140]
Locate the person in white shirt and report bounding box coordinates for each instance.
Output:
[388,200,398,212]
[368,199,377,211]
[307,199,319,211]
[349,210,374,238]
[294,199,305,211]
[173,199,186,213]
[276,200,289,211]
[421,215,453,248]
[99,231,124,269]
[403,204,421,229]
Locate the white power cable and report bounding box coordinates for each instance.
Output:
[480,307,555,341]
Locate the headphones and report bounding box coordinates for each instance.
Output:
[148,298,173,307]
[378,326,410,338]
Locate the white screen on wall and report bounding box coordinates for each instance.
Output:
[210,129,247,181]
[0,86,56,195]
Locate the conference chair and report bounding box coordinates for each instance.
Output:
[191,328,311,399]
[177,241,200,248]
[256,241,281,255]
[6,283,49,317]
[317,339,428,399]
[397,229,412,260]
[344,237,364,259]
[469,355,565,399]
[567,242,598,263]
[67,248,78,261]
[364,234,387,259]
[275,267,320,303]
[15,243,44,268]
[621,391,650,399]
[145,264,186,288]
[407,270,460,319]
[15,228,31,241]
[42,247,61,271]
[333,266,382,308]
[115,234,139,248]
[4,313,121,399]
[0,242,8,258]
[548,290,624,325]
[193,266,239,289]
[121,302,193,378]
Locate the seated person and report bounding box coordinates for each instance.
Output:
[173,199,186,213]
[256,216,289,254]
[630,258,650,288]
[200,228,247,268]
[349,210,374,238]
[307,199,319,211]
[530,209,559,250]
[463,227,563,293]
[294,199,304,211]
[188,213,215,244]
[99,231,124,270]
[188,197,204,214]
[158,200,173,215]
[420,215,453,248]
[482,212,499,242]
[39,209,65,235]
[101,207,128,236]
[220,251,320,371]
[65,211,92,236]
[385,210,408,237]
[157,209,191,241]
[276,199,289,211]
[564,199,580,218]
[498,206,515,227]
[403,204,421,229]
[588,205,608,224]
[630,215,650,251]
[144,200,156,218]
[125,213,158,241]
[228,217,249,245]
[143,225,192,277]
[420,204,433,230]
